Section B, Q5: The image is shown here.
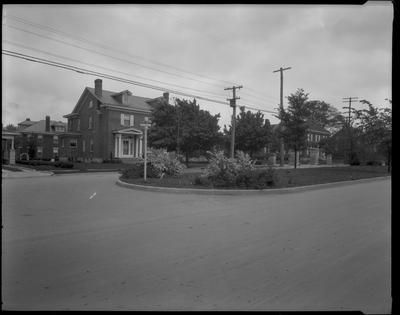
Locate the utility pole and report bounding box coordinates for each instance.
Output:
[273,66,291,166]
[225,85,243,158]
[342,97,358,164]
[140,117,152,182]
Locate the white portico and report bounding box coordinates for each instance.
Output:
[113,127,143,158]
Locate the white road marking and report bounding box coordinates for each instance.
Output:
[89,192,97,200]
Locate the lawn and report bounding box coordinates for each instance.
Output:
[120,165,390,189]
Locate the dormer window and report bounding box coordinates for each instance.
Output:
[89,100,93,108]
[112,90,132,104]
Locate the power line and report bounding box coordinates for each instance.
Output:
[3,49,275,120]
[3,40,228,100]
[2,49,228,105]
[342,97,358,126]
[5,15,238,88]
[5,18,280,109]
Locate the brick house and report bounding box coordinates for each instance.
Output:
[61,79,168,162]
[271,122,330,163]
[15,116,67,160]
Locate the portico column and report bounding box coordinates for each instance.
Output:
[118,134,122,157]
[9,137,16,165]
[135,136,139,157]
[114,134,118,158]
[139,136,143,157]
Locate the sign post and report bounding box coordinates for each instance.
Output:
[140,117,152,182]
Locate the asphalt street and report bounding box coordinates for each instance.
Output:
[2,173,391,312]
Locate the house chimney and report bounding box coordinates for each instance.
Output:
[45,116,50,132]
[163,92,169,104]
[95,79,102,97]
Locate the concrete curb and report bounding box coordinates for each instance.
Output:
[116,175,391,195]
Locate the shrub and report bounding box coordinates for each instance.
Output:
[200,150,277,189]
[194,175,213,187]
[203,150,238,187]
[120,162,158,179]
[236,168,278,189]
[148,148,186,177]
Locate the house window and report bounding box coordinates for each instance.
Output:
[70,139,77,147]
[37,134,43,145]
[68,120,72,132]
[53,135,58,146]
[37,146,42,158]
[55,126,65,132]
[90,139,94,152]
[82,139,86,152]
[77,119,80,131]
[61,138,65,148]
[120,113,134,127]
[88,115,93,129]
[53,147,59,158]
[89,100,93,108]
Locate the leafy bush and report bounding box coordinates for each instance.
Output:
[120,162,160,179]
[148,148,186,177]
[201,150,277,189]
[236,168,278,189]
[203,150,239,187]
[194,175,213,187]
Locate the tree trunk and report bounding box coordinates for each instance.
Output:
[294,148,297,169]
[185,152,189,167]
[387,146,391,173]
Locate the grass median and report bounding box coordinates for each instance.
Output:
[120,165,390,189]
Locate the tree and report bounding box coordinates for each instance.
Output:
[276,88,309,169]
[3,123,18,131]
[224,107,272,157]
[303,100,345,132]
[354,100,392,171]
[148,101,178,152]
[149,98,223,165]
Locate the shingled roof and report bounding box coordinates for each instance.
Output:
[86,87,153,112]
[20,120,67,133]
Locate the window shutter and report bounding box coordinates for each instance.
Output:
[130,115,134,126]
[120,113,124,126]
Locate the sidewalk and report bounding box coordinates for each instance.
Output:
[2,165,53,179]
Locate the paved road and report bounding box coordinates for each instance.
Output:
[2,173,391,312]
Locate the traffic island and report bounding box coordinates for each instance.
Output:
[116,175,390,195]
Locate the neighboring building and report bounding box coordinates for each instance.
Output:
[271,122,330,158]
[61,79,168,162]
[2,130,20,164]
[304,122,330,157]
[15,116,67,160]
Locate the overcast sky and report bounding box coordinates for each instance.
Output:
[2,2,392,129]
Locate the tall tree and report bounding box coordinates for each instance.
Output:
[148,98,223,165]
[303,100,345,132]
[224,107,272,157]
[354,100,392,171]
[276,88,309,168]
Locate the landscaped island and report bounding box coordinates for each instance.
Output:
[119,149,390,190]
